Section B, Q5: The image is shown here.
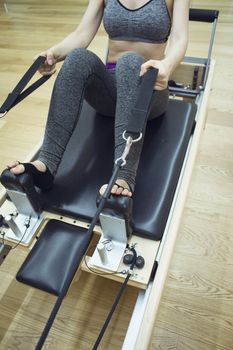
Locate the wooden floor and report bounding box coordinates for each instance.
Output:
[0,0,233,349]
[151,1,233,349]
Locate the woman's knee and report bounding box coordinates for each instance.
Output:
[62,48,100,75]
[66,48,94,62]
[116,52,145,74]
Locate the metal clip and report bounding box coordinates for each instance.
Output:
[123,130,142,143]
[0,111,7,118]
[115,135,133,166]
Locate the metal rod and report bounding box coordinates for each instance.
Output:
[4,215,22,238]
[202,18,218,88]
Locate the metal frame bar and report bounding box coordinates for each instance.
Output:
[202,18,218,88]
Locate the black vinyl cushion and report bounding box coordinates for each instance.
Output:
[16,220,92,295]
[42,99,196,241]
[0,170,42,213]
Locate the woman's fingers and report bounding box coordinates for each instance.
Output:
[46,51,56,66]
[140,60,169,90]
[39,68,57,76]
[38,62,56,74]
[34,50,57,75]
[139,60,159,76]
[154,81,167,90]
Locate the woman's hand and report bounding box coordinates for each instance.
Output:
[139,60,171,90]
[35,50,60,76]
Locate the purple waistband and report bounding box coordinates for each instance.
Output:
[106,62,116,71]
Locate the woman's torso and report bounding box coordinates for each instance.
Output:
[103,0,173,62]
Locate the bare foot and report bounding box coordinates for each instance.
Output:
[7,160,47,175]
[99,179,132,197]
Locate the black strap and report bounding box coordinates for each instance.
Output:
[35,294,64,350]
[92,247,137,350]
[126,68,158,136]
[0,56,50,116]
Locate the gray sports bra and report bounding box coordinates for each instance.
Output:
[103,0,171,44]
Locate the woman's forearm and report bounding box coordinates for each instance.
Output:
[49,30,93,62]
[163,35,188,76]
[163,0,190,75]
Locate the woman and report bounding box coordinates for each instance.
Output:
[7,0,190,196]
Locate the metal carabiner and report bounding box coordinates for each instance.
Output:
[123,130,142,143]
[0,111,7,119]
[115,135,133,166]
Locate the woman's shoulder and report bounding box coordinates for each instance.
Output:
[89,0,105,5]
[85,0,106,14]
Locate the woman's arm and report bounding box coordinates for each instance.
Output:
[39,0,105,75]
[140,0,190,90]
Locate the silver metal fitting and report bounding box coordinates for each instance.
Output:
[115,135,133,166]
[4,214,22,238]
[122,130,142,143]
[0,111,7,118]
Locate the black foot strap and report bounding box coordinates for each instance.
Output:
[20,163,54,192]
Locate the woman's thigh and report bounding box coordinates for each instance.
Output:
[62,48,117,117]
[84,67,117,117]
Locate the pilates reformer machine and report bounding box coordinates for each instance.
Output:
[0,8,218,350]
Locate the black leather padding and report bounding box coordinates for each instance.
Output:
[189,8,219,23]
[42,100,196,241]
[0,170,42,213]
[16,220,92,296]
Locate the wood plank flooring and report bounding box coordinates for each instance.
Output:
[151,1,233,349]
[0,0,233,349]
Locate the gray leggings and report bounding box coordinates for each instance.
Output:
[38,48,169,191]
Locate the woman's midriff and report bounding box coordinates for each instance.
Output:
[107,39,167,63]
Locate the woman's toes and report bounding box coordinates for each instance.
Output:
[7,161,20,169]
[112,184,120,194]
[122,188,132,197]
[115,180,132,197]
[115,185,124,195]
[99,182,132,197]
[99,184,107,196]
[115,186,121,195]
[33,160,47,172]
[99,184,118,196]
[10,164,25,175]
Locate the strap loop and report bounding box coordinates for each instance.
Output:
[0,56,50,116]
[126,68,158,136]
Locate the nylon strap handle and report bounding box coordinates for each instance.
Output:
[0,56,50,117]
[126,67,158,137]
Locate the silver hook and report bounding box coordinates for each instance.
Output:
[123,130,142,143]
[0,111,7,119]
[115,135,133,166]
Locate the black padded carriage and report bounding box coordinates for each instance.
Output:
[1,99,196,240]
[41,100,196,240]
